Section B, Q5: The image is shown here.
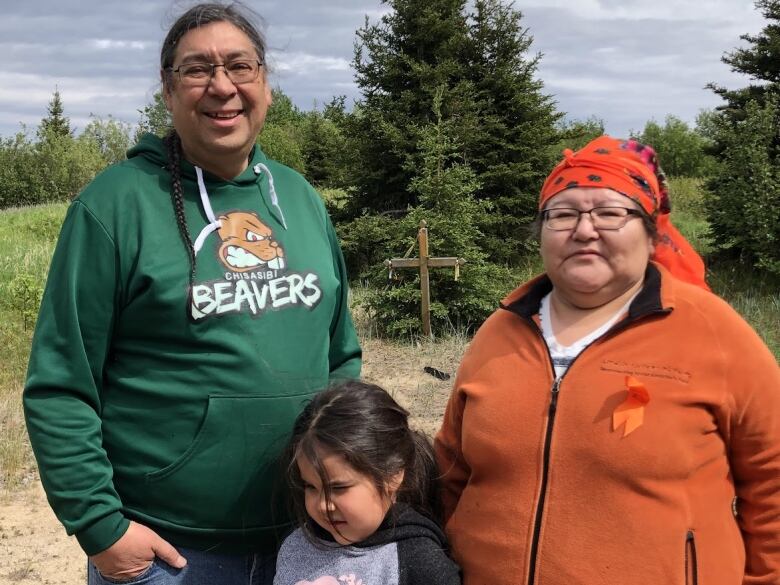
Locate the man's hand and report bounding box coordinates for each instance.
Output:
[89,521,187,580]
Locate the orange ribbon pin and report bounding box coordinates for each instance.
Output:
[612,375,650,437]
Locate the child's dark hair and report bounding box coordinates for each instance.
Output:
[285,380,442,537]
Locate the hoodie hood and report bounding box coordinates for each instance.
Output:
[360,504,449,550]
[127,133,288,254]
[308,504,449,551]
[127,132,270,185]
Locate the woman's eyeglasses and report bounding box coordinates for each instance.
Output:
[541,206,642,231]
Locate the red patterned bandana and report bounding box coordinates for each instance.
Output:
[540,136,710,291]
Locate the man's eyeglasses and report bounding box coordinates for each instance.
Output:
[541,206,643,231]
[168,59,263,87]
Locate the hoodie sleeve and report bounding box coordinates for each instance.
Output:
[324,216,361,381]
[398,536,462,585]
[23,201,130,556]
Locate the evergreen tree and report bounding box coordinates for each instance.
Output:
[462,0,561,262]
[705,0,780,275]
[707,0,780,118]
[345,0,470,214]
[38,89,72,140]
[346,89,514,336]
[300,109,350,188]
[265,88,305,126]
[258,88,307,173]
[706,98,780,275]
[257,123,306,173]
[342,0,561,266]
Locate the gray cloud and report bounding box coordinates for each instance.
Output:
[523,4,766,135]
[0,0,768,139]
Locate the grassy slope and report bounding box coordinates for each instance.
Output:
[0,203,67,490]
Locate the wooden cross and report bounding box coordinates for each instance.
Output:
[384,220,466,337]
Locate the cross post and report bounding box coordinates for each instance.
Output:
[384,220,466,337]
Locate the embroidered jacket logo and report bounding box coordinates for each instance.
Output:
[190,211,322,320]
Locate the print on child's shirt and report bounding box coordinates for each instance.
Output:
[295,574,365,585]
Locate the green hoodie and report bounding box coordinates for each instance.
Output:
[24,134,361,556]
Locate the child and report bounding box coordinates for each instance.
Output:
[273,380,461,585]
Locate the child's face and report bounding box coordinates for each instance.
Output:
[297,449,404,545]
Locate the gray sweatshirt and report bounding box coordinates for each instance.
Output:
[273,505,460,585]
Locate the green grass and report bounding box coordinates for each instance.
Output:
[0,203,67,491]
[708,261,780,357]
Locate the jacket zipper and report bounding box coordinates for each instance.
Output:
[526,375,561,585]
[522,307,669,585]
[685,530,698,585]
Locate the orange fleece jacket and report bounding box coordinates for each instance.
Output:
[435,264,780,585]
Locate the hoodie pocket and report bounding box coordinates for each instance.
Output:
[685,530,698,585]
[143,393,311,530]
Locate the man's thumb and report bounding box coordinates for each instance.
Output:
[151,536,187,569]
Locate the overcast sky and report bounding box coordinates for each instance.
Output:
[0,0,767,139]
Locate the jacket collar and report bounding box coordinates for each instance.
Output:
[500,262,670,321]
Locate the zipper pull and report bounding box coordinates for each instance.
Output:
[549,378,561,414]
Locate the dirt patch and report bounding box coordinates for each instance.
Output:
[361,335,467,436]
[0,337,467,584]
[0,482,85,584]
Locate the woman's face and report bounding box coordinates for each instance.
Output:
[163,21,272,176]
[540,188,654,306]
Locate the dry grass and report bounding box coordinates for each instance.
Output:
[360,333,468,437]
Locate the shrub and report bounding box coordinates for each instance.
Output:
[7,273,43,331]
[667,177,714,255]
[257,123,306,174]
[0,132,48,208]
[705,98,780,276]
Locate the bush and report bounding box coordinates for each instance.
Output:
[0,128,109,209]
[667,177,714,255]
[36,131,107,200]
[0,132,48,208]
[636,116,716,177]
[7,273,43,331]
[705,98,780,276]
[257,123,306,174]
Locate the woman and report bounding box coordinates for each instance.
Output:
[435,136,780,585]
[24,3,361,584]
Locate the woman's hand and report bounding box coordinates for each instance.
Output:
[89,521,187,580]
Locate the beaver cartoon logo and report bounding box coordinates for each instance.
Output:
[190,209,323,321]
[216,211,285,272]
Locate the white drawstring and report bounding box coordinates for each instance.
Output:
[191,163,288,256]
[192,166,222,256]
[254,163,288,230]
